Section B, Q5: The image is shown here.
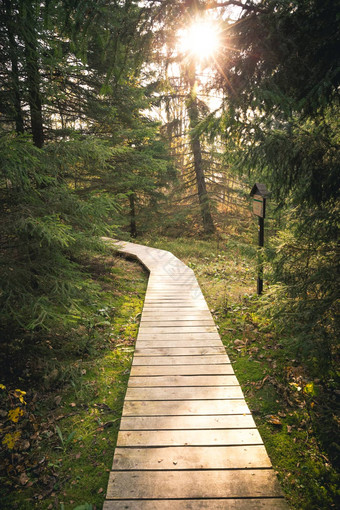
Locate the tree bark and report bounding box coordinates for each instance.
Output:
[4,0,24,134]
[129,193,137,238]
[186,63,215,235]
[20,0,44,147]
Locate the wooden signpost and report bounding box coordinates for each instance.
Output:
[250,183,270,295]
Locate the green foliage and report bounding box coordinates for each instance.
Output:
[0,133,119,335]
[263,203,339,376]
[55,425,76,452]
[210,0,340,382]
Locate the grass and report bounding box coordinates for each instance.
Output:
[0,251,147,510]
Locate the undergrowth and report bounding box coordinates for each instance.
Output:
[0,251,147,509]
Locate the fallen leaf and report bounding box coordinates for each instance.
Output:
[20,440,30,450]
[70,403,76,407]
[98,488,104,494]
[266,415,282,426]
[19,472,29,485]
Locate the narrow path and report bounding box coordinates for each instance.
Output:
[103,239,288,509]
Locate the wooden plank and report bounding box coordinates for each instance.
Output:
[137,339,222,347]
[144,297,203,301]
[145,290,201,293]
[142,303,208,307]
[139,320,215,327]
[116,429,262,447]
[125,386,244,400]
[137,333,221,340]
[122,399,250,416]
[128,375,239,386]
[143,300,206,304]
[130,365,235,376]
[132,356,229,365]
[144,295,209,302]
[104,499,288,510]
[146,291,201,295]
[142,307,211,312]
[140,318,214,322]
[106,469,284,499]
[147,286,200,290]
[141,314,213,319]
[119,414,255,430]
[112,445,271,470]
[138,327,217,333]
[142,303,207,307]
[134,347,225,356]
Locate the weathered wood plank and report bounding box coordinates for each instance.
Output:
[112,445,271,470]
[141,316,213,321]
[144,294,203,300]
[138,326,217,333]
[116,429,262,447]
[141,308,211,313]
[145,294,201,297]
[137,339,222,347]
[119,414,255,430]
[103,499,288,510]
[142,306,208,310]
[139,320,215,327]
[130,365,234,376]
[134,347,225,356]
[106,469,284,499]
[137,333,221,341]
[122,399,250,416]
[132,355,229,365]
[125,386,244,400]
[128,375,239,386]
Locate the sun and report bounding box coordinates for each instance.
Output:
[178,20,220,60]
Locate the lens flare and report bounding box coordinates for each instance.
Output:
[178,20,220,60]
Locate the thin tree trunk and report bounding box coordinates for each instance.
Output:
[4,0,24,134]
[129,193,137,238]
[186,63,215,234]
[20,1,44,148]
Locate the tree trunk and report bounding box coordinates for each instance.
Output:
[129,193,137,238]
[20,1,44,147]
[4,0,24,134]
[186,63,215,235]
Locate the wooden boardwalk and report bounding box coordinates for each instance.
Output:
[103,240,288,509]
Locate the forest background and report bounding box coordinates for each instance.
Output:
[0,0,339,508]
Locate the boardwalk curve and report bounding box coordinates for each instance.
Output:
[103,239,288,509]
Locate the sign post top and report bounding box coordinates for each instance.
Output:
[250,182,271,198]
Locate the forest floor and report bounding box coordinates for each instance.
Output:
[1,230,339,509]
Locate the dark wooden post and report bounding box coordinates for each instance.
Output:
[250,183,270,296]
[257,216,264,295]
